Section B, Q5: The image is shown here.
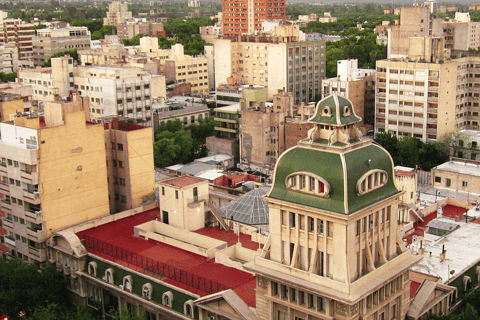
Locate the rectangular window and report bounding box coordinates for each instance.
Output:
[120,195,127,203]
[318,220,324,234]
[112,160,117,167]
[117,143,123,151]
[272,282,280,296]
[281,285,288,300]
[289,212,296,228]
[118,161,124,168]
[446,179,451,187]
[435,176,441,183]
[308,294,316,309]
[308,217,314,232]
[162,187,165,196]
[462,181,468,187]
[175,190,179,199]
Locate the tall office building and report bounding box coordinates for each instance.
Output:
[222,0,286,39]
[376,6,480,142]
[246,94,420,319]
[214,24,326,104]
[104,1,133,27]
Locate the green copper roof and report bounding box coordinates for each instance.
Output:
[267,143,399,214]
[309,94,362,126]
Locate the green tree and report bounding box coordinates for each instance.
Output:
[444,131,472,158]
[419,141,449,171]
[374,132,399,163]
[43,49,78,67]
[0,258,69,318]
[154,129,194,167]
[397,137,422,168]
[189,117,217,157]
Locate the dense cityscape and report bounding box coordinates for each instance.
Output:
[1,0,480,319]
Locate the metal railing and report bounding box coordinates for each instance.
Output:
[82,235,229,294]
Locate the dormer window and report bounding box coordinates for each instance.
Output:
[163,291,173,307]
[123,275,132,292]
[343,106,351,116]
[105,268,114,284]
[286,172,330,197]
[142,283,153,300]
[87,261,97,277]
[357,170,388,195]
[322,106,332,117]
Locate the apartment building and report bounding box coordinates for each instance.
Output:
[33,26,91,66]
[0,44,17,73]
[104,118,155,214]
[322,59,376,126]
[214,24,326,103]
[222,0,286,39]
[0,98,110,265]
[18,55,75,104]
[163,43,209,96]
[117,20,164,41]
[74,65,164,124]
[0,18,35,62]
[375,57,480,142]
[103,1,133,27]
[240,88,293,170]
[245,94,420,319]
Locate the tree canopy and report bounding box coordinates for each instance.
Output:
[153,117,217,168]
[374,133,449,171]
[0,258,69,318]
[43,49,78,67]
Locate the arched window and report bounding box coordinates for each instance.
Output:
[123,275,132,292]
[87,261,97,277]
[142,283,153,300]
[184,300,194,318]
[105,268,114,284]
[162,291,173,307]
[286,172,330,197]
[357,170,388,195]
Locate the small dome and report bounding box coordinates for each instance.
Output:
[308,94,362,126]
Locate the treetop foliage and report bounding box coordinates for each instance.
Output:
[374,132,449,171]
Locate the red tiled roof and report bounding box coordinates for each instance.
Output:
[76,209,256,306]
[161,176,206,188]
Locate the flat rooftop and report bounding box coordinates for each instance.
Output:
[434,160,480,177]
[410,205,480,285]
[160,176,206,188]
[76,209,256,306]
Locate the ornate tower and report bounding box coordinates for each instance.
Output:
[246,94,420,320]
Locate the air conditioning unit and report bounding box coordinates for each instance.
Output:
[119,285,124,290]
[35,211,42,216]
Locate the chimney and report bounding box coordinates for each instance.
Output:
[440,244,446,261]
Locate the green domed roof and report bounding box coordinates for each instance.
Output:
[309,94,362,126]
[267,143,399,214]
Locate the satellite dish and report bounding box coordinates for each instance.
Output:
[412,235,418,243]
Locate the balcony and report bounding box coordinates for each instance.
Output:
[4,237,14,247]
[26,227,45,243]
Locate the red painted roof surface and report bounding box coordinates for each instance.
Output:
[410,281,421,298]
[194,227,263,251]
[403,205,467,244]
[76,209,256,307]
[161,176,206,188]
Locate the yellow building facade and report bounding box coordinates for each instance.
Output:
[0,97,110,265]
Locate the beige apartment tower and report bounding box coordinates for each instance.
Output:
[0,98,110,265]
[104,118,155,214]
[246,94,420,320]
[375,57,480,142]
